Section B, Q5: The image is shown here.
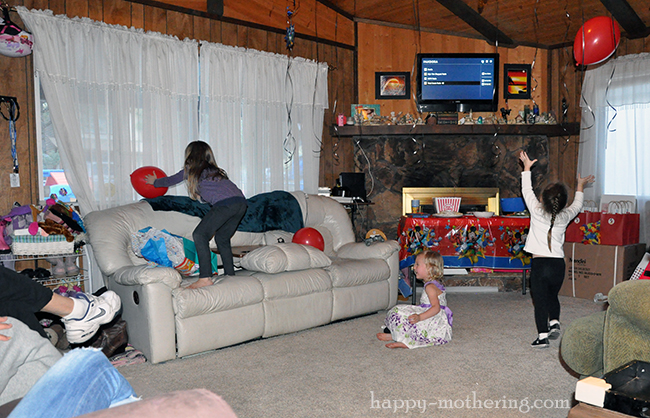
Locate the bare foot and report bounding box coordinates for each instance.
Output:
[385,342,408,349]
[376,333,392,341]
[187,277,213,289]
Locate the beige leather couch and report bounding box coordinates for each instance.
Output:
[84,192,399,363]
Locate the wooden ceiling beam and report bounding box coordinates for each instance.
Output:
[433,0,516,47]
[315,0,355,22]
[599,0,650,39]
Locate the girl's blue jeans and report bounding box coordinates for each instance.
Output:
[8,348,138,418]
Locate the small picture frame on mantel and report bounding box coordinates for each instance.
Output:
[504,64,532,100]
[375,72,410,100]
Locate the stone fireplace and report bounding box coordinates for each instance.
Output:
[348,132,550,239]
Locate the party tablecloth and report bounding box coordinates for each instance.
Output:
[398,215,531,270]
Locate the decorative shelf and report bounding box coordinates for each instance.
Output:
[329,122,579,137]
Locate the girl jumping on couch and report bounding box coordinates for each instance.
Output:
[519,150,594,348]
[145,141,247,289]
[377,250,453,349]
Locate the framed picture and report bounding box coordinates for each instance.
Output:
[504,64,531,100]
[351,104,381,120]
[375,72,410,100]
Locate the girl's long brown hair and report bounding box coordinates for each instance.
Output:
[184,141,228,200]
[541,182,568,251]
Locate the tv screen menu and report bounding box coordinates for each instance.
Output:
[420,57,496,101]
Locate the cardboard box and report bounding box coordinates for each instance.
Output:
[560,242,646,299]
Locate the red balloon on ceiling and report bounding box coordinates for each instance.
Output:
[130,166,168,198]
[292,227,325,251]
[574,16,621,66]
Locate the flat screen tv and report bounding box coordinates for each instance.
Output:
[416,53,499,113]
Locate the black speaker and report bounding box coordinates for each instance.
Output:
[339,172,367,202]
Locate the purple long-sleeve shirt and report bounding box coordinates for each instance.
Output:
[154,169,245,206]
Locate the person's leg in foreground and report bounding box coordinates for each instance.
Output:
[0,317,62,405]
[8,348,138,418]
[0,266,56,338]
[0,266,121,343]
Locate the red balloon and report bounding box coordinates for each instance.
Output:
[130,166,168,198]
[292,227,325,251]
[574,16,620,66]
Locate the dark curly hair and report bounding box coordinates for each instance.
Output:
[541,182,568,251]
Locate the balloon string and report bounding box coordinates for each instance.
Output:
[605,64,617,133]
[578,8,595,131]
[530,0,540,105]
[581,18,585,69]
[604,16,619,133]
[331,125,341,166]
[494,0,500,160]
[409,123,422,164]
[580,91,595,131]
[283,57,296,164]
[412,0,422,113]
[558,0,572,148]
[331,100,340,166]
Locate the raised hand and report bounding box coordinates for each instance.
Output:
[577,174,595,192]
[519,151,538,171]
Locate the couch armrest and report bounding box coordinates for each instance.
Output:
[560,311,606,377]
[603,279,650,373]
[111,265,182,289]
[607,279,650,332]
[336,240,400,260]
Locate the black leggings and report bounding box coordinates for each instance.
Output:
[0,266,53,338]
[529,257,566,334]
[193,199,247,277]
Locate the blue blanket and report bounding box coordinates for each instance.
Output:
[144,191,304,233]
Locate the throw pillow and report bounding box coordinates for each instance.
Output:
[240,243,331,274]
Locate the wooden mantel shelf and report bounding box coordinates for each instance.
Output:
[330,122,579,137]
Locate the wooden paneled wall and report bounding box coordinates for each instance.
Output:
[356,22,549,122]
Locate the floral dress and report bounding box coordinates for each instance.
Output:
[384,280,453,348]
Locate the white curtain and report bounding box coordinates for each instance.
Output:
[18,7,199,216]
[198,42,328,196]
[578,52,650,244]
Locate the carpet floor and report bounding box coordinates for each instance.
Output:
[118,291,606,418]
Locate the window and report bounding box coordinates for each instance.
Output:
[603,103,650,196]
[35,73,76,204]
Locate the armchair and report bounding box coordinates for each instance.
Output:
[560,279,650,377]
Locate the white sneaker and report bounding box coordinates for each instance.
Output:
[62,291,121,343]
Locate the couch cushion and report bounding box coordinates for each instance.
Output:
[336,240,400,260]
[172,276,264,319]
[240,243,331,274]
[326,258,390,287]
[231,231,265,247]
[254,268,332,300]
